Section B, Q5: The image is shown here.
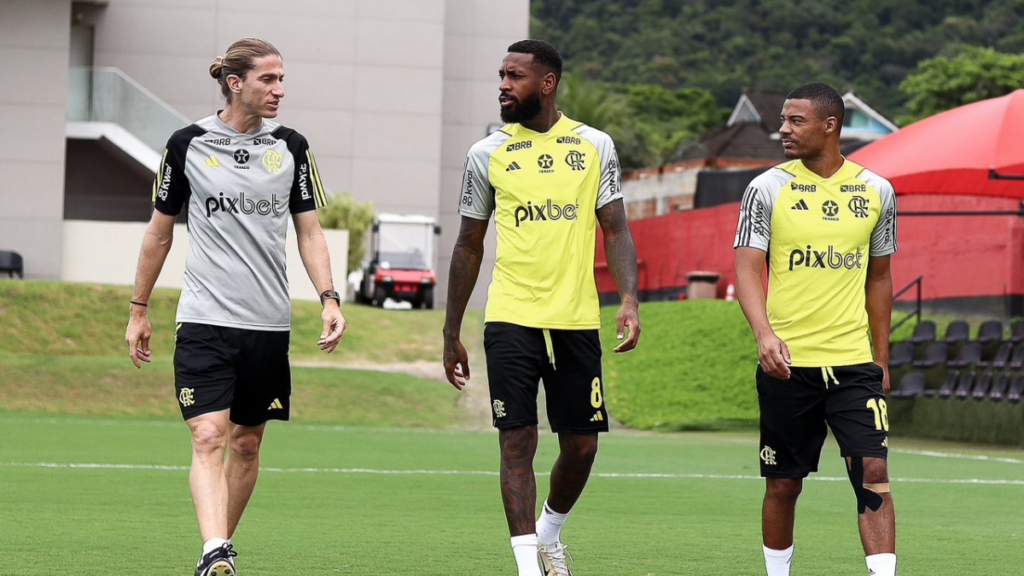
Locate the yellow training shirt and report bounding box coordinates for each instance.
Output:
[459,114,623,329]
[734,159,897,366]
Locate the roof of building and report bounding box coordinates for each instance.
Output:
[677,120,786,164]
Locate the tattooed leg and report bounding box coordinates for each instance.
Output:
[499,426,540,535]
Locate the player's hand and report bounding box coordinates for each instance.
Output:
[756,331,791,379]
[125,311,152,369]
[443,336,470,390]
[879,362,890,394]
[613,299,640,353]
[318,304,346,353]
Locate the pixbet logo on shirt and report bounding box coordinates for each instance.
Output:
[205,192,282,218]
[788,244,864,271]
[513,199,578,227]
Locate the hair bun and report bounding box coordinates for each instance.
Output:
[209,56,225,79]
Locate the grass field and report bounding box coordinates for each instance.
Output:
[2,281,1023,575]
[1,411,1021,575]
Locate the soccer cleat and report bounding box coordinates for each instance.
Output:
[538,542,574,576]
[195,543,238,576]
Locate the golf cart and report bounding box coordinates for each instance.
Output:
[356,213,440,309]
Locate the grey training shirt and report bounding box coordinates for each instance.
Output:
[153,114,327,331]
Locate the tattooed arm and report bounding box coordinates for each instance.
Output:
[442,216,489,389]
[597,199,640,352]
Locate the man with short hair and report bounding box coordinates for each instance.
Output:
[443,39,640,576]
[125,37,345,576]
[734,82,898,576]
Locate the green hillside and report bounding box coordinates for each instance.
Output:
[0,280,472,427]
[532,0,1024,116]
[600,299,760,430]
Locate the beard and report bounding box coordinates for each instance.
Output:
[500,91,543,124]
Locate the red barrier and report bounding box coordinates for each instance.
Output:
[596,195,1024,303]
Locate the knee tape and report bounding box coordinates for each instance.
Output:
[846,457,888,514]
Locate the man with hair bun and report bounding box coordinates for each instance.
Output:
[125,37,345,576]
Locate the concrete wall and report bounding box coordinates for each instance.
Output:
[0,0,72,279]
[62,221,348,302]
[436,0,530,308]
[621,167,700,219]
[83,0,446,218]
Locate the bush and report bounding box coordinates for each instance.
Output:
[317,192,376,274]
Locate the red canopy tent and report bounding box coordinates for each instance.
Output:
[849,89,1024,198]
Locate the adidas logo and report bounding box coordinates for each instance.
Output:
[505,161,522,172]
[791,199,808,210]
[268,398,283,410]
[203,155,220,168]
[589,411,604,423]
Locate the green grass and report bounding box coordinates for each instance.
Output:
[0,412,1020,575]
[0,280,476,427]
[600,300,759,431]
[1,282,1023,573]
[0,352,465,426]
[0,279,472,364]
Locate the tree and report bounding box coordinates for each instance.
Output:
[317,193,377,274]
[897,46,1024,125]
[620,84,728,165]
[557,73,650,168]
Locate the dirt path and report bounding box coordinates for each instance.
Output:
[293,359,494,428]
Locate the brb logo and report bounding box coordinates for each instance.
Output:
[514,199,578,227]
[206,193,282,218]
[788,245,864,271]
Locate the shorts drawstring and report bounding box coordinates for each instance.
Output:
[543,329,556,370]
[821,366,839,388]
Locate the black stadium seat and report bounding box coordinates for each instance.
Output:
[942,320,970,346]
[953,371,975,400]
[930,370,959,398]
[978,341,1012,370]
[976,320,1004,344]
[972,372,993,400]
[1008,343,1024,370]
[889,341,915,369]
[948,341,983,369]
[907,320,937,345]
[1010,322,1024,344]
[913,342,948,370]
[989,373,1011,402]
[891,372,925,399]
[1008,376,1024,402]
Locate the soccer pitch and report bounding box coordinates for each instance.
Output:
[1,413,1021,575]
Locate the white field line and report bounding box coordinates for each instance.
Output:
[2,461,1022,486]
[890,448,1023,465]
[2,417,1022,465]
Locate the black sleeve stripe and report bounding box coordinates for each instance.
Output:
[736,186,758,247]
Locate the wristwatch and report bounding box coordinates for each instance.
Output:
[320,290,341,306]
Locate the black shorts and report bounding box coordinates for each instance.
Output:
[173,323,291,426]
[757,362,889,478]
[484,322,608,434]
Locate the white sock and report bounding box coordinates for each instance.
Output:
[536,500,570,545]
[763,544,793,576]
[866,553,897,576]
[199,538,229,565]
[510,534,542,576]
